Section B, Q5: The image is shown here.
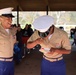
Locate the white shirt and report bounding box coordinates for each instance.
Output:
[5,29,9,34]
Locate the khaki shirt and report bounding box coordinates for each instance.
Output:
[27,27,71,59]
[0,24,16,58]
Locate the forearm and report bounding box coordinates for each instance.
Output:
[26,40,38,49]
[27,38,43,49]
[57,48,71,54]
[51,48,71,54]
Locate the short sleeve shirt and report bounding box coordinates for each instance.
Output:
[27,27,71,58]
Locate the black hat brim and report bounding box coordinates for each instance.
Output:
[2,14,15,18]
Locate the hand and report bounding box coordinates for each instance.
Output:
[47,47,60,54]
[35,38,43,44]
[47,47,70,54]
[47,48,55,54]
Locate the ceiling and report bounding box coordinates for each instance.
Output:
[0,0,76,11]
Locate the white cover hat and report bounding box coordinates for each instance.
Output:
[32,15,54,32]
[0,7,14,17]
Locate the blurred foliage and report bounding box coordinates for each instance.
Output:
[12,11,76,28]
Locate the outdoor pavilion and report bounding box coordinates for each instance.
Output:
[0,0,76,24]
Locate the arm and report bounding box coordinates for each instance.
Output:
[48,32,71,55]
[49,48,71,54]
[27,38,43,49]
[27,40,38,49]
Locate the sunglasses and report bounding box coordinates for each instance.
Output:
[38,27,51,38]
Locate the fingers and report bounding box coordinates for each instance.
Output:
[47,48,55,54]
[50,50,55,54]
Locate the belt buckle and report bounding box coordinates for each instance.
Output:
[52,59,57,62]
[4,59,6,61]
[51,57,62,62]
[56,58,58,61]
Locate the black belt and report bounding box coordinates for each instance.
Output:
[0,57,13,61]
[0,56,13,59]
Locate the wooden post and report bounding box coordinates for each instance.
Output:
[17,6,19,26]
[46,5,48,15]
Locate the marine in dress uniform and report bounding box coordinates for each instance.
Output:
[27,15,71,75]
[0,7,16,75]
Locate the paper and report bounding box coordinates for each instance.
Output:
[44,48,50,52]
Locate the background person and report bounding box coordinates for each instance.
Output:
[59,26,64,30]
[22,24,29,37]
[28,24,33,37]
[71,27,76,45]
[0,7,16,75]
[27,15,71,75]
[15,26,23,64]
